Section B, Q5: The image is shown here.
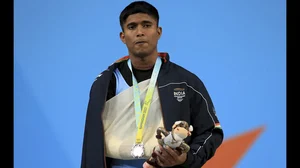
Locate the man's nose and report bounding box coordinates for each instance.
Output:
[136,26,144,37]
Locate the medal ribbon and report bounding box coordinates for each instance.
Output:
[127,57,162,144]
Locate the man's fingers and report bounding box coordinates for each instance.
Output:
[155,149,167,162]
[156,157,163,166]
[157,145,170,160]
[164,146,180,160]
[155,151,167,166]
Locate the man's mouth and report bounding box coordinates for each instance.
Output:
[135,41,147,44]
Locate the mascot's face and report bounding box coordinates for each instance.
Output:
[172,121,193,139]
[173,126,191,139]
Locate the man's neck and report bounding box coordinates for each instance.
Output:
[129,52,158,70]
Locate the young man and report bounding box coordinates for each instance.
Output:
[80,1,224,168]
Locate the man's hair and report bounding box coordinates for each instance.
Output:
[119,1,159,31]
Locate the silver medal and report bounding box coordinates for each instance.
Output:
[131,143,145,158]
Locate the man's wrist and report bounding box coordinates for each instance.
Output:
[179,152,189,167]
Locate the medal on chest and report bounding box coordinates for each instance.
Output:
[131,143,145,158]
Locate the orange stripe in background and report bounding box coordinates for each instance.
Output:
[203,126,265,168]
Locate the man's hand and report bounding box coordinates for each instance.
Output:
[155,145,187,167]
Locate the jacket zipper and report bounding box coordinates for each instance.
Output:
[157,86,166,129]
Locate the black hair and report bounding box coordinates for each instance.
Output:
[119,1,159,31]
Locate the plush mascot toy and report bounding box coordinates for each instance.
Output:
[143,121,193,168]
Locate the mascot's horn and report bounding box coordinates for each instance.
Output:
[189,125,193,132]
[174,121,181,125]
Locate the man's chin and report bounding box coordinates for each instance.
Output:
[133,51,150,58]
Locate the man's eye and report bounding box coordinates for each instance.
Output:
[143,24,151,28]
[128,25,135,30]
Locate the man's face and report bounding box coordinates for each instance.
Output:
[120,13,162,58]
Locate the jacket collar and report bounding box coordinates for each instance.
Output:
[114,52,170,63]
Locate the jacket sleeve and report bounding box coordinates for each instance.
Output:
[81,71,112,168]
[81,77,101,168]
[182,78,224,168]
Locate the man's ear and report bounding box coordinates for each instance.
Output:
[157,26,162,39]
[120,32,126,44]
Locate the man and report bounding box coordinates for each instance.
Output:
[80,1,224,168]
